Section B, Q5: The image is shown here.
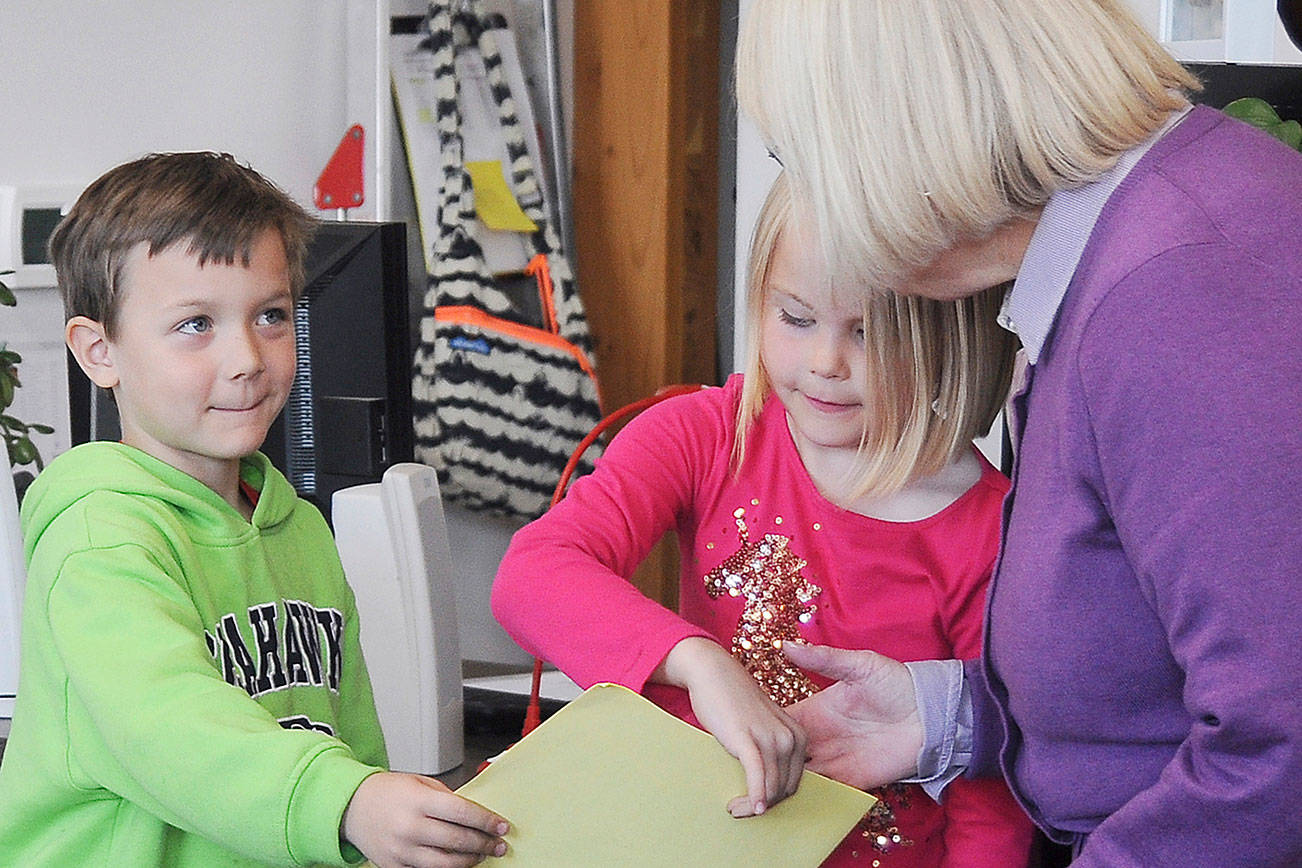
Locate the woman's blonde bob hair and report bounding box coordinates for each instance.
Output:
[736,173,1018,498]
[736,0,1200,292]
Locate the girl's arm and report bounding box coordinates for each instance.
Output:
[491,386,805,814]
[654,636,806,817]
[491,391,719,691]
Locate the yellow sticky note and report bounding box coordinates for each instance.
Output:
[458,683,875,867]
[466,160,538,232]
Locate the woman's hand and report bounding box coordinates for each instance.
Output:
[779,642,923,790]
[655,636,807,817]
[342,771,509,868]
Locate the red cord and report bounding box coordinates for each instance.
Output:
[520,383,706,737]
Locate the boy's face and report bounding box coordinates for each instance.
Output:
[101,228,295,490]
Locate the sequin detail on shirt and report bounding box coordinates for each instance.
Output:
[703,505,914,859]
[703,508,820,706]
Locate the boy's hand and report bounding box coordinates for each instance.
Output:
[342,772,509,867]
[656,637,807,818]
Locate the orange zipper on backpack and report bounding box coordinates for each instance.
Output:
[525,253,559,334]
[433,304,599,383]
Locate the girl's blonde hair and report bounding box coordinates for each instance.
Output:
[735,174,1018,497]
[735,0,1200,292]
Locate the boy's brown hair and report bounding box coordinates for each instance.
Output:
[50,151,316,336]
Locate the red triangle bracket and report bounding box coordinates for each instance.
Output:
[313,125,365,212]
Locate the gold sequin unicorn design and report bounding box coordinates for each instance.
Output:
[702,509,821,706]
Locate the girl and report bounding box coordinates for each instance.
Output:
[491,173,1032,867]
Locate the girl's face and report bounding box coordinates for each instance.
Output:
[759,221,870,465]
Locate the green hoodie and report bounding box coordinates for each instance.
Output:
[0,443,387,866]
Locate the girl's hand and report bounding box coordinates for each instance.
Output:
[342,771,509,868]
[656,637,808,818]
[780,642,922,790]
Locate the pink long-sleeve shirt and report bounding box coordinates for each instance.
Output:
[493,375,1031,867]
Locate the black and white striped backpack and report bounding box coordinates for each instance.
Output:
[410,0,604,520]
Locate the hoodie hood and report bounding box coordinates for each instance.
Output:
[20,443,299,557]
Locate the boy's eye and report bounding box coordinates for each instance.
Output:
[176,316,212,335]
[258,307,290,326]
[778,307,813,328]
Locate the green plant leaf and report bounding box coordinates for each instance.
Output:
[8,436,37,467]
[1272,119,1302,151]
[0,284,49,471]
[1225,97,1283,129]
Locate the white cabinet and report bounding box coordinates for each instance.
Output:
[1124,0,1302,64]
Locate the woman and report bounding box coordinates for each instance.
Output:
[735,1,1302,865]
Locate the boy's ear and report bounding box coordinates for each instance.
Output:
[65,316,120,390]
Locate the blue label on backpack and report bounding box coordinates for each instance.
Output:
[450,335,492,355]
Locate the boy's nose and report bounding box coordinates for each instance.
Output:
[227,329,266,380]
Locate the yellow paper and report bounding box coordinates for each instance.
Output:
[466,160,538,232]
[458,683,875,867]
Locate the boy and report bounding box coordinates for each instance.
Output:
[0,152,508,867]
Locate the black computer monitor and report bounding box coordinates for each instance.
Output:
[263,220,414,520]
[68,220,415,523]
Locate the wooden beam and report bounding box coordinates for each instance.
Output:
[572,1,720,607]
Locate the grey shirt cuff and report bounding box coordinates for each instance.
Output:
[900,659,972,802]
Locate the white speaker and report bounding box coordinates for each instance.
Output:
[332,463,463,774]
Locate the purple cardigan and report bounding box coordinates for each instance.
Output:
[969,106,1302,865]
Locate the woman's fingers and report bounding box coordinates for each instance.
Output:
[781,640,878,682]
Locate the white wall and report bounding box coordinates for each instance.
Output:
[730,0,773,376]
[0,2,355,207]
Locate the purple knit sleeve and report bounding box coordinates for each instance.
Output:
[964,657,1005,779]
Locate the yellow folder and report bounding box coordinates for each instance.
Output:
[457,683,876,866]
